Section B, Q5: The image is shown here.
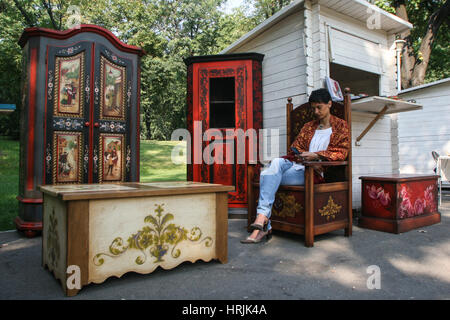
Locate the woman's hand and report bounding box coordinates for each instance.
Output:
[300,152,320,161]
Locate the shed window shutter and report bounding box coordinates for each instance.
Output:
[328,27,382,75]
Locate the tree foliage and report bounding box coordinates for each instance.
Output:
[1,0,448,139]
[375,0,450,87]
[0,0,257,140]
[245,0,293,23]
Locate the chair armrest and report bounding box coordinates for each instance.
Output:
[303,161,348,167]
[247,160,265,166]
[247,162,264,183]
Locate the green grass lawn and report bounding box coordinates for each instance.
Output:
[0,139,186,231]
[140,140,187,182]
[0,138,20,231]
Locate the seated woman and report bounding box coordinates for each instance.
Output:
[241,88,350,243]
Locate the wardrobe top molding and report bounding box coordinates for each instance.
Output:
[18,24,146,57]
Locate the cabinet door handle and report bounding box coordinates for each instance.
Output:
[94,122,99,127]
[84,122,90,127]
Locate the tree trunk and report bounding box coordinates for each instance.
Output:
[410,0,450,87]
[395,0,450,89]
[394,1,415,89]
[144,112,152,140]
[41,0,61,30]
[12,0,35,27]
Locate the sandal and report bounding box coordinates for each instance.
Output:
[240,230,272,244]
[249,219,269,232]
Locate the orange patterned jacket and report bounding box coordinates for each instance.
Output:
[289,114,350,161]
[282,115,350,182]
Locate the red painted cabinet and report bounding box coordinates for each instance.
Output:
[16,25,144,236]
[184,53,264,208]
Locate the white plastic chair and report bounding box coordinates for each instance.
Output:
[433,151,450,206]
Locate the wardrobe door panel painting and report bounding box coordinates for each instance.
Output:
[101,56,125,120]
[53,132,82,183]
[55,52,85,117]
[100,134,124,182]
[17,25,144,236]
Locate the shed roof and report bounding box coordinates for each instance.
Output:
[221,0,412,54]
[398,78,450,95]
[0,104,16,112]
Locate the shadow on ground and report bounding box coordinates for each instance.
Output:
[0,202,449,300]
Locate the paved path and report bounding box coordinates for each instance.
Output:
[1,205,449,300]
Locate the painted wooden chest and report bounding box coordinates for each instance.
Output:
[39,181,233,296]
[359,174,440,233]
[16,25,144,237]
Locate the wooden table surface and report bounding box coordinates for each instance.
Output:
[39,181,235,201]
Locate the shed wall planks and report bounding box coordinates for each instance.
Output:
[228,9,307,160]
[398,81,450,176]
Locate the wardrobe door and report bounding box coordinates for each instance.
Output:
[92,44,133,183]
[45,42,93,185]
[198,64,248,205]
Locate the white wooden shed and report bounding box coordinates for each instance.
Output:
[397,78,450,183]
[220,0,417,208]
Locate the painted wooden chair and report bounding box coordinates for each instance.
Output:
[247,88,353,247]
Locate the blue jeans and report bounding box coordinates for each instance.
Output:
[256,158,305,231]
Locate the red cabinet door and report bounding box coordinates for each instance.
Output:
[193,60,253,206]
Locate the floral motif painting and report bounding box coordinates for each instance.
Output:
[46,208,60,269]
[319,196,342,221]
[100,134,124,182]
[366,185,392,207]
[398,183,437,219]
[363,181,438,220]
[362,183,395,219]
[272,193,303,218]
[55,53,85,117]
[100,56,125,120]
[93,203,213,266]
[53,132,81,183]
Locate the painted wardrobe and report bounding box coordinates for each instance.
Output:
[184,53,264,208]
[16,25,144,236]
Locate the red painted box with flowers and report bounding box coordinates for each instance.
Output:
[358,174,440,234]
